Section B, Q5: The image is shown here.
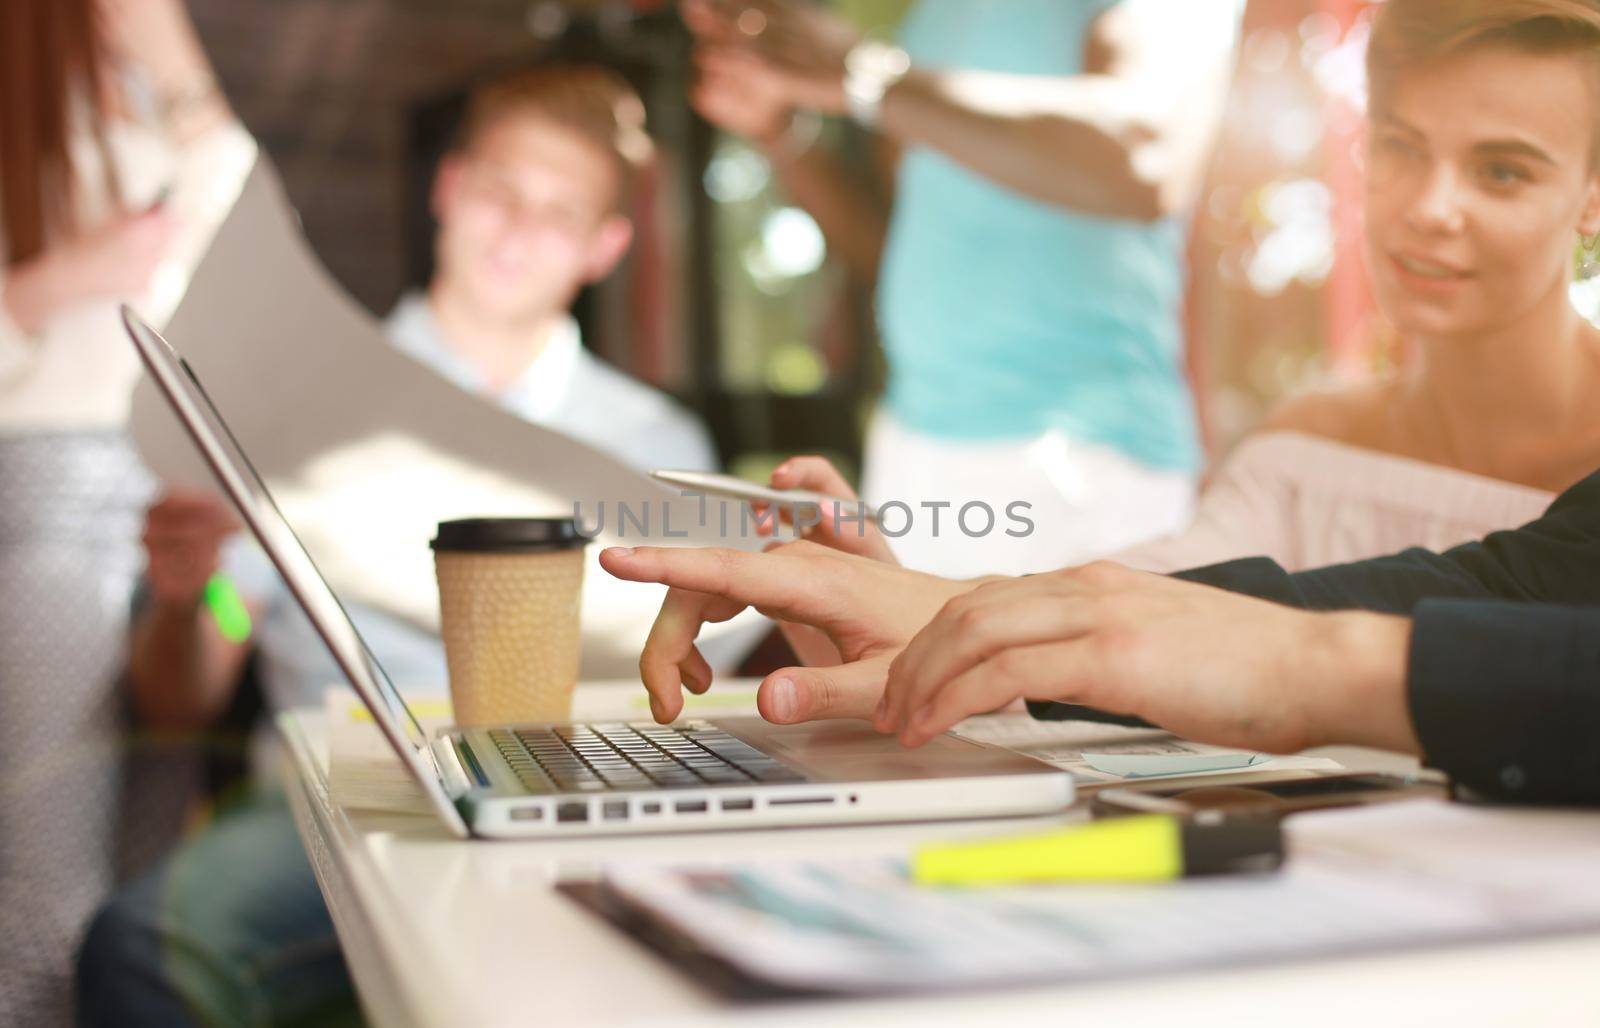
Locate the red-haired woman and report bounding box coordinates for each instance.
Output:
[0,1,251,1021]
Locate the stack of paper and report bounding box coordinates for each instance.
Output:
[595,800,1600,995]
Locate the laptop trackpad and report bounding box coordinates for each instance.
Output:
[733,719,1024,782]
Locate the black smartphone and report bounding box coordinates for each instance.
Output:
[1092,771,1447,819]
[1025,700,1156,729]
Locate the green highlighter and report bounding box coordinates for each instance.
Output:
[912,814,1284,886]
[203,574,253,644]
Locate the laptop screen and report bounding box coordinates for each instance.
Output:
[121,309,437,766]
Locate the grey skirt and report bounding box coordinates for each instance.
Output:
[0,429,153,1026]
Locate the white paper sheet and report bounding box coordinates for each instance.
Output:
[128,158,768,677]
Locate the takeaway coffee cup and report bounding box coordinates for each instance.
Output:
[430,518,587,726]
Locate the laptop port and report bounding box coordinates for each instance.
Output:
[602,801,629,821]
[721,797,754,812]
[556,801,589,823]
[510,805,545,822]
[674,799,709,814]
[768,796,835,807]
[639,801,661,815]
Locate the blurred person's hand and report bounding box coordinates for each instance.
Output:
[691,47,796,146]
[751,456,897,564]
[600,540,984,725]
[2,209,176,333]
[130,489,255,731]
[876,563,1419,756]
[141,490,239,606]
[58,208,176,304]
[682,0,862,116]
[746,456,900,667]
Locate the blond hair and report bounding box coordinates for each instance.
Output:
[456,64,654,210]
[1368,0,1600,160]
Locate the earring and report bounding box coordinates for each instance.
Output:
[1576,232,1600,279]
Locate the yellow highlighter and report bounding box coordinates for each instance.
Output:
[912,814,1284,887]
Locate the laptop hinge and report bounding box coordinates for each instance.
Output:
[431,735,473,799]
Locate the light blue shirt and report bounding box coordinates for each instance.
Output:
[232,298,718,714]
[385,295,716,474]
[877,0,1199,472]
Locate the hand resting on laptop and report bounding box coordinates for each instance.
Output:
[599,545,1420,760]
[598,541,979,725]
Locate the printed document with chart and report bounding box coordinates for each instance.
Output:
[589,801,1600,995]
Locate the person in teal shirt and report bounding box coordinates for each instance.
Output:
[686,0,1241,576]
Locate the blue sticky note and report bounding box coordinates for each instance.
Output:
[1081,752,1269,779]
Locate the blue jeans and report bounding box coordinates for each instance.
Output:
[76,793,359,1027]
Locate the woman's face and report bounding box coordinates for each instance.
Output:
[1364,45,1600,340]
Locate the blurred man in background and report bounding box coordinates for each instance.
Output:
[393,64,713,472]
[79,64,714,1028]
[687,0,1241,577]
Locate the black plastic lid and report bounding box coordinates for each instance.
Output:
[1180,815,1285,876]
[430,518,588,554]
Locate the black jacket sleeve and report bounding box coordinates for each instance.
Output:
[1405,600,1600,803]
[1031,469,1600,803]
[1177,466,1600,613]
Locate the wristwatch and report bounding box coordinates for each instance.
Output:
[843,41,912,129]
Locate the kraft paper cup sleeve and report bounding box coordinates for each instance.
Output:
[434,547,585,726]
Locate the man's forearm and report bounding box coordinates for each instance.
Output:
[129,602,242,732]
[1171,556,1600,802]
[1300,611,1418,755]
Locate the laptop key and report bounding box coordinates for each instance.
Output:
[698,771,752,785]
[747,766,807,783]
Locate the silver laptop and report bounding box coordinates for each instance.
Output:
[124,307,1072,838]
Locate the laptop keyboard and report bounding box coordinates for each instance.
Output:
[487,721,809,795]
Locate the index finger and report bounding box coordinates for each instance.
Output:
[640,587,740,723]
[770,455,856,498]
[600,544,841,626]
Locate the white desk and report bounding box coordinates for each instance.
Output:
[279,688,1600,1028]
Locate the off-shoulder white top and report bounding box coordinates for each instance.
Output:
[1113,431,1557,574]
